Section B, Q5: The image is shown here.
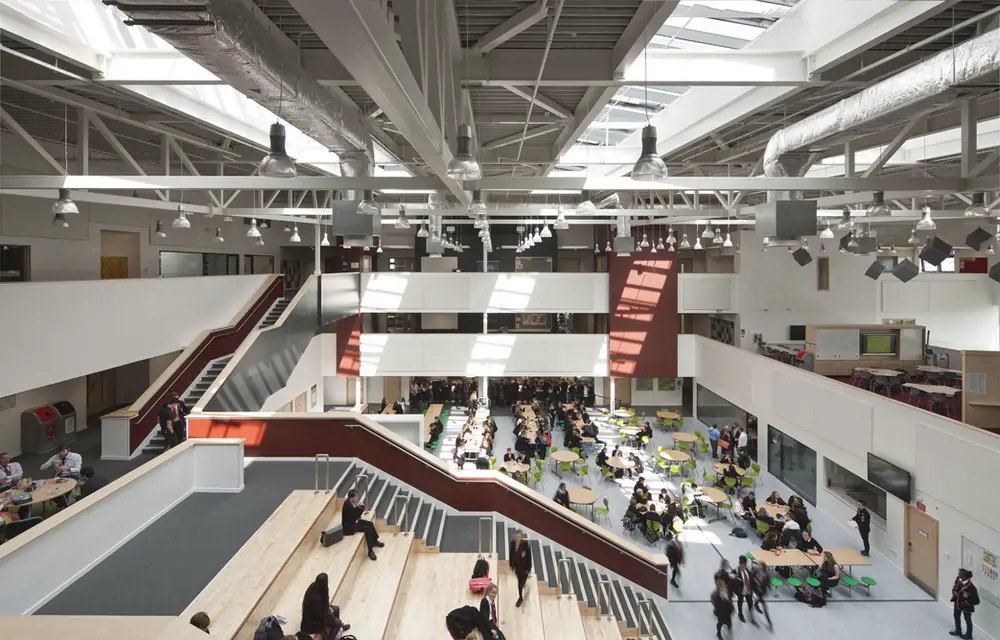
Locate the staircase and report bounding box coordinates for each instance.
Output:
[141,355,232,455]
[257,296,290,329]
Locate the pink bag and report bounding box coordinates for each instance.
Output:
[469,558,491,594]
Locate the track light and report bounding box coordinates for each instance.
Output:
[51,212,69,228]
[51,188,79,215]
[246,218,261,238]
[577,191,596,214]
[395,204,411,229]
[632,125,667,181]
[819,219,835,239]
[965,193,990,217]
[172,207,190,229]
[290,225,301,243]
[259,123,296,178]
[357,190,378,216]
[916,205,936,231]
[321,231,331,247]
[446,124,482,180]
[214,227,224,243]
[836,206,854,230]
[866,191,890,217]
[155,220,166,238]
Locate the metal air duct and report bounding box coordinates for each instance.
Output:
[763,28,1000,199]
[105,0,372,177]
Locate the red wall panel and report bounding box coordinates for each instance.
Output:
[608,256,678,378]
[335,314,362,377]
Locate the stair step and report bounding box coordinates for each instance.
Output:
[590,567,612,617]
[334,533,414,639]
[612,580,634,628]
[581,614,625,640]
[497,564,544,638]
[426,508,444,547]
[539,592,586,638]
[414,502,432,540]
[543,545,558,589]
[402,495,421,532]
[554,551,569,595]
[375,483,398,519]
[529,538,545,586]
[336,466,363,498]
[577,561,597,608]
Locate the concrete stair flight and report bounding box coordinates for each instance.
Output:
[257,297,290,329]
[143,354,232,455]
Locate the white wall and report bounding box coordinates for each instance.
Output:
[0,440,244,614]
[359,272,610,313]
[879,275,1000,350]
[736,230,878,348]
[0,274,271,398]
[0,376,87,458]
[0,194,283,281]
[260,335,324,412]
[359,333,609,377]
[677,274,737,314]
[693,336,1000,610]
[630,382,683,408]
[368,413,424,448]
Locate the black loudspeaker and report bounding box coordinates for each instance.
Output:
[792,247,813,266]
[893,258,919,283]
[966,227,993,251]
[320,524,344,547]
[919,236,953,266]
[990,262,1000,284]
[864,261,887,280]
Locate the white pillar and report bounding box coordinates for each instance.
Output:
[609,377,616,414]
[314,220,322,275]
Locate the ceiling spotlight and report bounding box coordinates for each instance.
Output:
[51,212,69,228]
[320,231,331,247]
[259,122,296,178]
[469,189,487,216]
[214,227,224,243]
[639,232,650,248]
[907,229,919,246]
[357,190,378,216]
[395,204,411,229]
[866,190,890,217]
[836,206,854,230]
[712,227,723,244]
[417,224,429,238]
[155,220,167,238]
[541,223,552,239]
[988,244,996,256]
[172,206,191,229]
[246,217,261,237]
[577,191,596,214]
[701,226,715,239]
[666,227,676,245]
[693,236,704,250]
[723,232,734,248]
[446,123,482,180]
[916,205,936,231]
[290,225,301,243]
[679,233,691,250]
[631,125,668,181]
[819,219,835,239]
[254,236,264,247]
[965,193,990,217]
[51,188,79,215]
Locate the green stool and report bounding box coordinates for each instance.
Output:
[806,577,821,589]
[786,577,803,593]
[860,576,876,596]
[769,576,784,591]
[841,575,858,597]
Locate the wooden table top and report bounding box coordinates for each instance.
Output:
[696,486,728,503]
[567,487,598,505]
[825,548,871,566]
[503,461,530,474]
[551,450,580,463]
[759,503,790,519]
[671,432,698,443]
[713,463,745,476]
[916,365,962,375]
[659,449,691,462]
[0,478,75,510]
[856,367,904,377]
[904,382,960,396]
[613,409,634,417]
[605,457,635,469]
[748,548,816,567]
[656,410,680,420]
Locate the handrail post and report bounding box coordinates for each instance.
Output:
[352,474,370,506]
[313,454,330,493]
[598,579,612,618]
[636,595,658,639]
[394,494,409,534]
[559,558,575,598]
[477,516,493,557]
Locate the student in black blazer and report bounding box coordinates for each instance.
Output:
[342,489,384,560]
[509,530,533,607]
[479,583,505,639]
[554,483,571,508]
[951,568,979,639]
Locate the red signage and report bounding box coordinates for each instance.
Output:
[916,501,926,512]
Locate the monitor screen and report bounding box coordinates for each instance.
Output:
[867,453,911,502]
[861,333,896,355]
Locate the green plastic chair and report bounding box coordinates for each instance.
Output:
[601,467,615,482]
[769,576,784,590]
[695,441,710,457]
[724,476,738,494]
[669,464,683,478]
[755,520,770,537]
[740,477,754,492]
[751,462,762,473]
[657,460,670,476]
[685,460,697,475]
[786,577,803,592]
[841,575,858,597]
[559,461,573,476]
[594,498,611,523]
[677,441,691,452]
[550,446,559,454]
[860,576,876,596]
[703,471,716,484]
[488,457,497,470]
[641,435,651,447]
[745,467,760,486]
[673,519,684,535]
[694,430,705,441]
[657,445,668,453]
[576,464,590,479]
[531,469,543,486]
[806,577,821,588]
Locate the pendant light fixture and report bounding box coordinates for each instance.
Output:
[283,223,292,233]
[51,212,70,228]
[395,204,411,229]
[51,105,79,221]
[255,236,265,247]
[321,230,331,247]
[988,244,996,256]
[417,223,429,238]
[474,213,487,229]
[468,190,487,216]
[847,232,859,250]
[290,225,302,243]
[836,206,855,230]
[246,217,261,238]
[723,232,734,248]
[376,240,383,254]
[446,124,482,180]
[155,220,167,238]
[679,233,691,250]
[214,227,224,243]
[357,190,378,215]
[427,191,446,210]
[650,240,658,254]
[964,193,989,217]
[639,232,650,248]
[916,204,936,230]
[594,242,600,254]
[712,227,723,244]
[819,218,835,239]
[554,205,569,230]
[666,227,676,245]
[907,229,919,246]
[533,226,543,243]
[52,188,79,216]
[866,190,890,217]
[172,206,191,229]
[259,122,296,178]
[701,225,715,239]
[604,239,612,252]
[656,235,665,251]
[693,235,704,250]
[577,191,596,214]
[630,22,667,182]
[540,221,553,238]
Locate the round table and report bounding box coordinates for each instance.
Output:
[613,409,634,417]
[656,410,680,420]
[759,503,789,520]
[0,477,76,513]
[713,463,745,476]
[659,449,691,463]
[670,432,698,443]
[551,450,580,463]
[567,486,598,519]
[503,461,530,474]
[695,486,728,522]
[606,457,635,470]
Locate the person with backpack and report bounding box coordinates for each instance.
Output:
[509,529,532,608]
[950,568,980,639]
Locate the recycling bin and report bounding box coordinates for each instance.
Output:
[51,400,78,445]
[20,405,59,455]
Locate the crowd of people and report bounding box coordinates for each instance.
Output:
[409,377,476,412]
[489,377,595,408]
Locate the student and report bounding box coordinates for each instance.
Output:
[750,562,774,632]
[78,467,109,499]
[596,446,609,469]
[632,477,649,502]
[503,448,516,462]
[658,488,670,504]
[734,556,756,625]
[300,573,350,637]
[718,425,733,457]
[780,518,802,548]
[479,583,505,640]
[852,499,872,556]
[707,424,721,458]
[755,507,777,531]
[554,482,571,508]
[736,449,752,470]
[736,427,748,454]
[624,498,643,527]
[950,568,979,639]
[765,490,786,506]
[817,551,841,596]
[799,531,824,555]
[761,529,780,551]
[40,444,82,508]
[741,492,757,516]
[508,530,532,608]
[0,452,23,486]
[711,578,734,640]
[666,538,684,589]
[189,611,211,634]
[342,489,384,561]
[157,393,188,448]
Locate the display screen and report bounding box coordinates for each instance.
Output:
[861,333,896,355]
[867,453,911,502]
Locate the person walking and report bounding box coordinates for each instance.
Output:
[751,561,774,633]
[666,538,683,589]
[509,529,532,608]
[950,568,979,639]
[708,424,721,458]
[851,500,872,556]
[734,556,756,625]
[710,578,735,640]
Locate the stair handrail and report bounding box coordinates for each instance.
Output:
[636,594,661,640]
[598,578,612,618]
[351,474,370,506]
[314,454,331,493]
[393,494,410,534]
[558,558,575,598]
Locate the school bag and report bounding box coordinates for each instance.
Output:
[729,527,748,538]
[252,616,285,640]
[469,557,491,593]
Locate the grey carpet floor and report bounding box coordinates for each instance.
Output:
[13,423,156,484]
[37,460,347,616]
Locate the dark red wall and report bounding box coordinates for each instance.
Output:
[335,314,362,377]
[608,256,678,378]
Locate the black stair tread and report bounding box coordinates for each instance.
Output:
[335,466,362,498]
[384,489,407,523]
[414,502,432,538]
[529,539,544,583]
[567,556,584,601]
[626,588,650,635]
[612,580,634,628]
[543,545,557,589]
[375,483,397,519]
[402,495,421,532]
[649,602,668,639]
[426,509,443,547]
[554,551,569,595]
[578,561,597,608]
[365,477,385,507]
[590,568,612,617]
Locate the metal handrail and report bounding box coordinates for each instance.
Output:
[637,595,661,640]
[352,473,370,507]
[314,454,330,493]
[477,516,494,557]
[394,494,410,534]
[598,578,612,618]
[558,558,575,597]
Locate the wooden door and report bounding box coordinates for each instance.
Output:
[101,257,128,279]
[85,370,117,416]
[383,377,402,402]
[905,504,939,596]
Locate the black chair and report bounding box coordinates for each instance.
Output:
[3,516,42,542]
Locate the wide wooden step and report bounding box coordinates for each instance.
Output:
[539,592,587,639]
[581,613,625,640]
[497,563,544,639]
[334,532,415,639]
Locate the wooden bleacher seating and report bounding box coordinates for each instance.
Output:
[497,563,544,638]
[539,591,587,638]
[333,532,414,638]
[581,613,627,640]
[0,615,192,640]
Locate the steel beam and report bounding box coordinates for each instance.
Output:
[500,85,571,120]
[0,107,66,174]
[289,0,467,203]
[482,125,562,151]
[0,1,105,71]
[470,0,548,54]
[960,98,978,178]
[90,114,168,201]
[861,115,925,178]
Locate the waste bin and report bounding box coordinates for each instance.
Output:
[20,405,59,455]
[51,401,78,445]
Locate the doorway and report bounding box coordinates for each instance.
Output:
[905,504,939,596]
[383,376,402,403]
[86,370,117,418]
[100,230,140,278]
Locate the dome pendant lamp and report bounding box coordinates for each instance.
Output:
[446,124,482,181]
[259,122,297,178]
[631,125,667,181]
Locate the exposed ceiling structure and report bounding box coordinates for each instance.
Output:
[0,0,998,234]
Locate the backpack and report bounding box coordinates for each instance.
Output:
[252,616,284,640]
[794,587,827,608]
[730,527,748,538]
[469,557,491,593]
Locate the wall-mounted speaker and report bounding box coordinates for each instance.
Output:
[966,227,993,251]
[864,261,886,280]
[792,247,813,266]
[918,236,953,267]
[989,262,1000,284]
[893,258,919,283]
